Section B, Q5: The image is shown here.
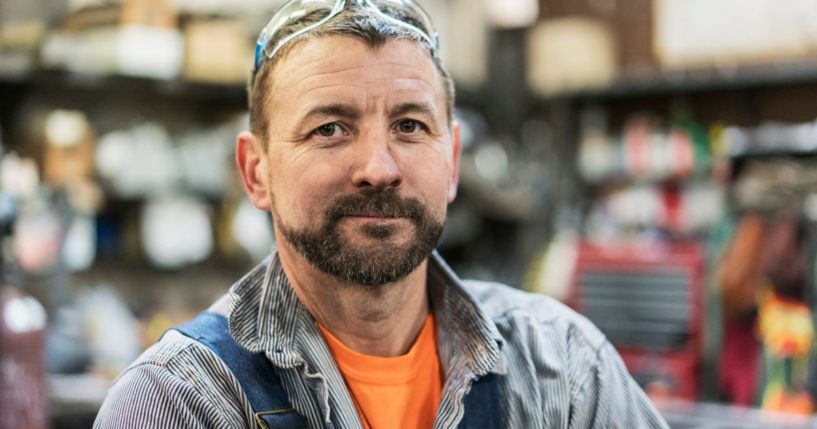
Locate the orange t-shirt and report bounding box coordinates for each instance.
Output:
[318,314,443,429]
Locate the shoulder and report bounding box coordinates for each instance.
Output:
[461,280,613,392]
[95,330,252,428]
[117,330,233,385]
[463,281,669,428]
[462,280,606,352]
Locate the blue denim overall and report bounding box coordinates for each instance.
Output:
[175,312,504,429]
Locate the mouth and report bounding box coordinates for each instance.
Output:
[344,214,403,221]
[337,214,406,241]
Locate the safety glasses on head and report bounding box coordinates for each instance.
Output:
[253,0,439,73]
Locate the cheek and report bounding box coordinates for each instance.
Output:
[267,154,342,220]
[397,146,452,206]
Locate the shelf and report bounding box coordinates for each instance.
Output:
[729,145,817,159]
[659,400,815,428]
[0,68,247,104]
[544,59,817,102]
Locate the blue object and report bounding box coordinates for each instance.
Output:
[174,312,306,428]
[174,311,505,428]
[459,372,505,429]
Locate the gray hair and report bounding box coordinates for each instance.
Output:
[248,5,455,142]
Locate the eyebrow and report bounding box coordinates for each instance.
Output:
[389,102,438,121]
[299,104,362,124]
[293,102,440,133]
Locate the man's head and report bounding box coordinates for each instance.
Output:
[248,0,455,143]
[236,0,461,287]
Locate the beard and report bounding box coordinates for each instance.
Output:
[276,188,444,287]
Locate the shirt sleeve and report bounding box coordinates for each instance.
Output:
[569,342,670,429]
[94,364,233,429]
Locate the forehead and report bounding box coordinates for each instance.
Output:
[267,36,446,114]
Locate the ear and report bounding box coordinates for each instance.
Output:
[447,121,462,203]
[236,131,272,211]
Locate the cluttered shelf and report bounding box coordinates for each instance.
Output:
[542,58,817,102]
[28,259,252,427]
[0,68,248,104]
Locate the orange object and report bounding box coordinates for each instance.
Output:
[717,214,766,322]
[763,384,813,415]
[319,314,443,429]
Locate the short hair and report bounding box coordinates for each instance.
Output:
[247,5,455,143]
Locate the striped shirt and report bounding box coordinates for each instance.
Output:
[94,251,669,428]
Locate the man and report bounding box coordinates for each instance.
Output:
[95,0,669,427]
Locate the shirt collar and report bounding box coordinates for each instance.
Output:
[427,251,504,377]
[228,250,504,375]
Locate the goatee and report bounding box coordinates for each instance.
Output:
[278,189,443,286]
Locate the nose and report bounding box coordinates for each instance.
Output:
[351,130,403,190]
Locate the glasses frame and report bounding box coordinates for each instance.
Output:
[253,0,439,73]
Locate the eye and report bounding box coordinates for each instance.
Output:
[395,119,424,134]
[313,123,343,138]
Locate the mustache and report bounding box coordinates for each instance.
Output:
[326,189,425,222]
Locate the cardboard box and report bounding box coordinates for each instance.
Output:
[527,17,617,95]
[120,0,177,28]
[183,19,252,84]
[539,0,656,75]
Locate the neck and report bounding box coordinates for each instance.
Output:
[276,240,431,357]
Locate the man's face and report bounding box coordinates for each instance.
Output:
[243,35,460,286]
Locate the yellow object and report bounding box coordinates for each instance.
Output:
[757,287,814,414]
[757,288,813,358]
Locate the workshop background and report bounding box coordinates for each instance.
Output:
[3,0,817,427]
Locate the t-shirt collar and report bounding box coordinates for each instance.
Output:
[228,250,504,376]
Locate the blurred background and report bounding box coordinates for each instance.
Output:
[2,0,817,427]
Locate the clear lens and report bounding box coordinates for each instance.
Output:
[376,0,436,35]
[364,0,438,50]
[359,0,440,51]
[253,0,439,72]
[255,0,341,71]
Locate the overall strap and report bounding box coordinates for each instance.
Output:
[173,312,306,429]
[457,373,506,429]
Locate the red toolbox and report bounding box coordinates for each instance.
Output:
[568,242,705,400]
